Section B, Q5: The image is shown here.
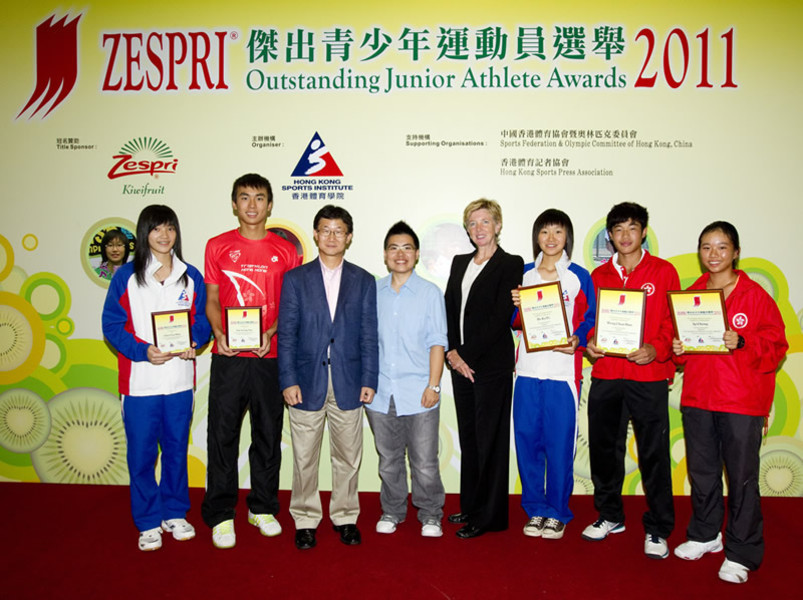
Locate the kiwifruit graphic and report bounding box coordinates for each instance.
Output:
[759,440,803,497]
[0,389,51,453]
[0,292,45,385]
[573,475,594,495]
[31,388,128,485]
[0,303,33,373]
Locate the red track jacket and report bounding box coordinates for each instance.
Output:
[590,251,679,382]
[676,271,788,417]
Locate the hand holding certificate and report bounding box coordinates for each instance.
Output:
[519,282,571,352]
[225,306,262,352]
[668,290,730,354]
[594,288,646,357]
[151,309,192,355]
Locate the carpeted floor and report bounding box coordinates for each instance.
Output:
[1,483,799,599]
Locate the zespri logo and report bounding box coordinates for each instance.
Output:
[108,137,178,179]
[17,13,82,120]
[291,132,343,177]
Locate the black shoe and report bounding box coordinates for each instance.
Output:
[295,528,316,550]
[333,523,362,545]
[448,512,469,524]
[456,524,485,539]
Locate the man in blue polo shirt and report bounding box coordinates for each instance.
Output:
[366,221,448,538]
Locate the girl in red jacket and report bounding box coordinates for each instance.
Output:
[672,221,787,584]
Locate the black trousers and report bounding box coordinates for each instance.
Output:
[682,406,764,570]
[201,355,285,528]
[452,370,513,531]
[588,378,674,538]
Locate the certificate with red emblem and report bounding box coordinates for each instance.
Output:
[519,281,572,352]
[668,290,730,355]
[225,306,262,352]
[594,288,646,357]
[151,309,192,355]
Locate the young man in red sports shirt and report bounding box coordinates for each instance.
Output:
[582,202,678,561]
[201,173,301,549]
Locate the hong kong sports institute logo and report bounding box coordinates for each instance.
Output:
[108,137,179,179]
[17,13,82,120]
[291,132,343,177]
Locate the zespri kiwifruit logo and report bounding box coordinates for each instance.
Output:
[107,137,178,180]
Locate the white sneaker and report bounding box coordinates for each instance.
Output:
[161,518,195,541]
[138,527,163,551]
[375,515,399,534]
[248,511,282,537]
[719,558,749,584]
[212,519,236,549]
[581,518,625,541]
[644,534,669,559]
[674,533,723,560]
[421,519,443,538]
[523,516,546,538]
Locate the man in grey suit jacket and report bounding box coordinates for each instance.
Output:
[278,205,378,550]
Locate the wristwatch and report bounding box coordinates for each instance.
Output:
[427,385,441,393]
[737,335,746,349]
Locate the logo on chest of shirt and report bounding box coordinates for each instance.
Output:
[732,313,748,329]
[229,250,241,263]
[641,282,655,296]
[176,289,191,308]
[271,255,278,263]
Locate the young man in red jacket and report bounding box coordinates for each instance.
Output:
[582,202,678,560]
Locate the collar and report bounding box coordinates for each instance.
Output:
[379,270,419,294]
[318,256,344,275]
[612,249,647,280]
[533,250,570,280]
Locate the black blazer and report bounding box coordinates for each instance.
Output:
[444,247,523,375]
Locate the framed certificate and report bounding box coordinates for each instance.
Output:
[594,288,646,357]
[151,309,192,355]
[225,306,262,351]
[519,281,571,352]
[668,289,730,355]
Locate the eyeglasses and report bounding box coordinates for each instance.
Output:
[317,228,347,239]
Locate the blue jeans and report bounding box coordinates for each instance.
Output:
[365,397,444,523]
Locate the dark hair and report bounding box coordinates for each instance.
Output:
[231,173,273,203]
[532,209,574,261]
[313,205,353,234]
[698,220,741,268]
[383,221,419,249]
[100,229,130,264]
[606,202,649,232]
[133,205,187,286]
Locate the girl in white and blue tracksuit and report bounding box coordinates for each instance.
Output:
[102,205,210,548]
[511,209,595,537]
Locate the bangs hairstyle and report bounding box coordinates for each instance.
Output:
[100,228,130,264]
[532,209,574,261]
[133,204,187,286]
[698,220,741,268]
[231,173,273,203]
[606,202,649,232]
